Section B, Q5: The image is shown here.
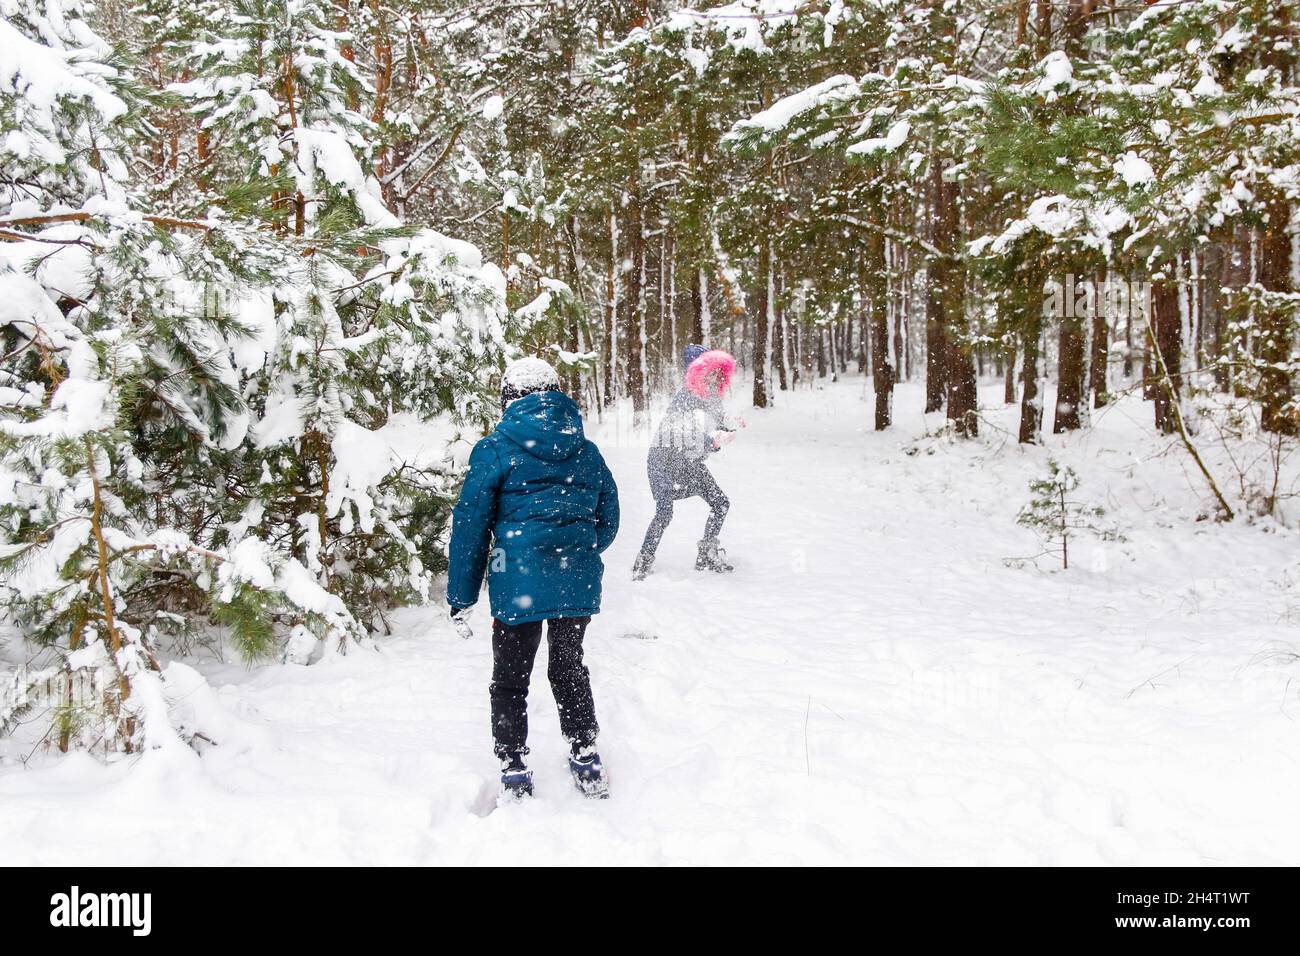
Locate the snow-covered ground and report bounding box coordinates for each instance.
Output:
[3,378,1299,865]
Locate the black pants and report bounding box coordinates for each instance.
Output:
[490,616,598,760]
[638,464,730,561]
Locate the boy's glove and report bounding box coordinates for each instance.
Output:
[449,605,473,640]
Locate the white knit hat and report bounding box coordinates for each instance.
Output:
[501,357,561,409]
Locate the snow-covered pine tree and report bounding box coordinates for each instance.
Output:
[2,0,511,753]
[978,0,1299,444]
[0,0,239,751]
[156,0,515,647]
[716,1,986,426]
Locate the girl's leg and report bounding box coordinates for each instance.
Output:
[489,618,544,761]
[546,616,598,752]
[695,466,731,540]
[637,496,675,562]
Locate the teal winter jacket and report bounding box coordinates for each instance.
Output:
[446,391,619,623]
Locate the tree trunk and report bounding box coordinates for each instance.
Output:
[753,238,771,407]
[665,225,677,385]
[603,208,618,406]
[1019,262,1047,443]
[930,163,976,434]
[827,319,839,380]
[564,215,583,398]
[1151,272,1182,435]
[924,161,949,413]
[1204,232,1231,393]
[1054,275,1087,432]
[690,266,708,345]
[945,326,978,436]
[925,271,948,412]
[773,263,788,391]
[1258,195,1295,434]
[1003,338,1017,404]
[1090,266,1110,407]
[626,183,647,416]
[866,214,893,430]
[1124,272,1136,381]
[858,299,869,375]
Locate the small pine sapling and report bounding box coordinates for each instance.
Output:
[1016,459,1116,570]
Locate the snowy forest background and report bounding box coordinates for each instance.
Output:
[2,0,1299,789]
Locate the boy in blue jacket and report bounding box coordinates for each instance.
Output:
[446,358,619,799]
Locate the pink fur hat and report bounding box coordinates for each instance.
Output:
[685,349,737,398]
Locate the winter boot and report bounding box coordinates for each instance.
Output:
[695,538,734,573]
[631,552,654,581]
[499,752,534,801]
[568,745,609,799]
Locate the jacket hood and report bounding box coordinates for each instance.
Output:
[685,349,737,398]
[495,390,586,461]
